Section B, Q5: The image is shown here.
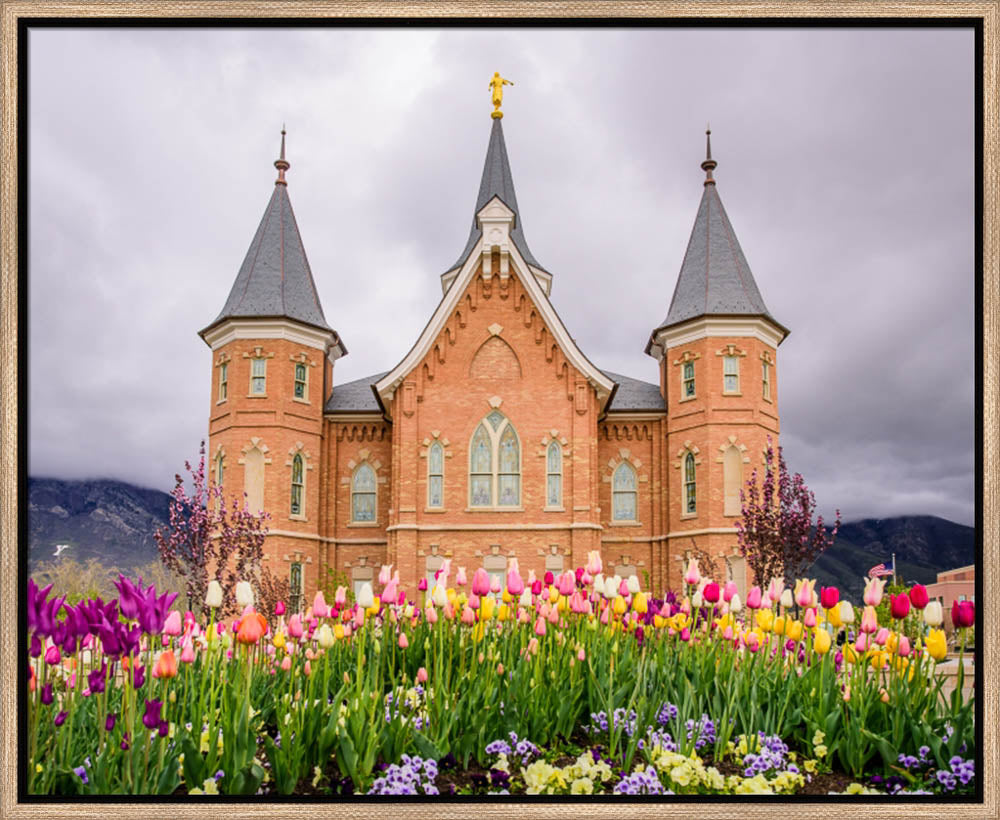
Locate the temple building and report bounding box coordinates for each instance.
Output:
[199,96,788,608]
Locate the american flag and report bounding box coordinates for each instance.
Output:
[868,562,893,578]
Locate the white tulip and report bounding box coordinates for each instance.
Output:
[357,582,375,610]
[592,573,605,594]
[627,575,640,595]
[923,600,944,627]
[431,583,447,608]
[235,581,254,609]
[205,580,223,609]
[729,593,742,613]
[780,589,794,610]
[839,600,855,624]
[316,624,334,649]
[692,591,704,608]
[603,576,618,599]
[519,589,533,608]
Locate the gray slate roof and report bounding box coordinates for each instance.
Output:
[655,182,782,332]
[324,371,389,414]
[202,183,332,336]
[446,118,545,274]
[322,369,663,414]
[602,370,666,412]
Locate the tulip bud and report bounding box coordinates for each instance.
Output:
[626,575,640,595]
[780,589,794,610]
[839,601,855,625]
[683,558,701,587]
[813,627,832,655]
[819,586,840,610]
[692,591,704,609]
[897,635,911,657]
[205,580,223,609]
[456,567,468,587]
[863,577,886,607]
[235,581,254,609]
[44,645,61,666]
[860,605,879,634]
[803,607,817,628]
[729,593,742,613]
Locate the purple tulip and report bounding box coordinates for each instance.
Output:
[105,713,116,732]
[27,579,65,638]
[142,699,162,730]
[54,711,67,727]
[30,634,42,658]
[120,732,130,751]
[132,663,146,690]
[158,720,169,737]
[40,683,53,705]
[88,663,107,695]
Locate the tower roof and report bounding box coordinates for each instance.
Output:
[200,132,333,339]
[652,133,786,337]
[446,117,545,274]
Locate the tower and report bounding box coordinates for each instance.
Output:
[646,131,789,596]
[199,130,346,609]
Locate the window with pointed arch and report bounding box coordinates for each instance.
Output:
[546,441,562,508]
[215,451,224,489]
[351,463,377,523]
[469,411,520,507]
[427,441,444,508]
[290,454,304,516]
[612,463,638,522]
[684,452,697,515]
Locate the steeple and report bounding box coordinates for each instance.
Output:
[445,116,545,276]
[647,133,788,348]
[200,129,342,348]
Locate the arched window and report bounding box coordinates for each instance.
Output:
[612,463,637,522]
[428,442,444,508]
[215,451,224,488]
[351,463,377,523]
[469,412,521,507]
[290,454,304,516]
[684,453,697,515]
[289,562,303,613]
[723,446,742,516]
[546,442,562,508]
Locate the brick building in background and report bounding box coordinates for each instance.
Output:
[198,111,788,608]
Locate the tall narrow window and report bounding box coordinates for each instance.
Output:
[218,362,228,402]
[723,446,742,516]
[723,356,739,393]
[294,363,307,399]
[215,451,224,488]
[290,454,304,516]
[684,453,697,514]
[289,562,303,613]
[251,357,267,395]
[351,463,376,522]
[497,426,520,506]
[469,424,492,507]
[243,445,265,514]
[546,442,562,507]
[612,463,637,522]
[682,361,695,398]
[428,442,444,508]
[762,362,771,400]
[468,413,521,508]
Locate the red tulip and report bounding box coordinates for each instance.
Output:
[819,586,840,610]
[702,583,720,604]
[951,600,975,629]
[544,571,554,586]
[890,593,911,620]
[908,584,929,610]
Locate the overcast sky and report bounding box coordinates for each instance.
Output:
[27,26,975,527]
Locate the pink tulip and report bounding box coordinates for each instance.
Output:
[471,568,490,597]
[803,607,817,628]
[683,558,701,587]
[275,600,286,616]
[680,627,691,642]
[618,578,630,597]
[398,632,409,649]
[547,606,559,624]
[534,616,547,636]
[874,627,890,646]
[353,608,364,628]
[313,592,329,618]
[280,656,291,671]
[723,581,738,603]
[461,607,475,625]
[303,660,311,677]
[468,592,481,610]
[506,559,524,596]
[438,558,452,585]
[288,613,303,638]
[863,577,886,607]
[898,636,911,656]
[456,567,468,587]
[527,638,539,655]
[746,632,761,653]
[586,551,603,576]
[581,570,593,587]
[416,666,428,684]
[767,577,784,605]
[600,607,610,625]
[382,578,398,605]
[425,605,438,624]
[490,576,501,594]
[556,572,574,597]
[163,610,182,636]
[723,625,734,640]
[746,586,762,610]
[855,633,869,652]
[379,564,393,586]
[44,645,60,666]
[860,605,879,634]
[180,636,195,663]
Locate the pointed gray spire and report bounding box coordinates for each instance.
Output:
[200,133,334,337]
[652,137,786,336]
[446,117,545,273]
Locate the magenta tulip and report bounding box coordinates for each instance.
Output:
[702,583,720,604]
[890,593,911,620]
[951,600,975,629]
[908,584,929,610]
[819,586,840,610]
[745,586,762,610]
[472,568,491,597]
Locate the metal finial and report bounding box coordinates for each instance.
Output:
[489,71,514,119]
[275,126,290,185]
[701,126,717,186]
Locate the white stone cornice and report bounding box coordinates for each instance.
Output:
[650,316,785,357]
[201,318,343,360]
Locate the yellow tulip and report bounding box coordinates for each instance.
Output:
[272,631,286,649]
[826,604,842,628]
[497,604,509,622]
[481,596,496,620]
[333,623,345,640]
[653,615,666,629]
[785,619,803,641]
[755,609,774,633]
[843,644,858,665]
[925,629,947,661]
[612,596,626,616]
[885,631,898,654]
[869,650,889,670]
[773,615,786,636]
[813,628,832,655]
[633,592,648,614]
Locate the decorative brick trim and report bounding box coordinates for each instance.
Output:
[237,436,272,465]
[671,350,701,366]
[714,435,751,464]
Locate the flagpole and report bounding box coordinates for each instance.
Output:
[892,553,896,585]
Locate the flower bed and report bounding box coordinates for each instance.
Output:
[25,558,975,797]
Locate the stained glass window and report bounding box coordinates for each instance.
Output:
[498,427,520,506]
[291,454,304,516]
[215,452,224,488]
[428,442,444,508]
[251,357,267,394]
[352,463,376,522]
[487,410,505,430]
[546,442,561,507]
[684,453,696,514]
[294,363,307,399]
[470,424,492,506]
[612,463,637,521]
[469,414,522,508]
[289,562,303,613]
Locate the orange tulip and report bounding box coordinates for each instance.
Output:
[236,610,268,644]
[154,649,178,679]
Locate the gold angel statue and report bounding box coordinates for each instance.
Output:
[489,72,513,118]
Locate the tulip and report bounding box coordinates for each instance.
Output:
[205,580,223,609]
[481,596,496,620]
[755,609,774,633]
[679,627,691,642]
[794,578,816,608]
[803,607,817,628]
[397,632,409,649]
[632,591,648,614]
[683,558,701,587]
[827,602,842,628]
[153,650,178,679]
[729,593,742,613]
[626,575,640,595]
[44,645,61,666]
[141,699,163,730]
[459,606,474,625]
[859,605,879,634]
[471,568,490,597]
[425,605,438,624]
[586,550,603,576]
[897,635,911,657]
[506,560,525,596]
[417,577,428,592]
[745,631,761,653]
[923,600,944,627]
[874,626,890,646]
[813,627,832,654]
[287,613,303,638]
[779,589,794,610]
[692,591,704,609]
[456,567,468,587]
[854,633,869,653]
[839,601,855,625]
[773,615,785,636]
[315,624,334,649]
[702,582,720,604]
[379,564,393,586]
[235,581,254,609]
[274,600,286,617]
[303,660,311,677]
[952,600,975,629]
[767,577,784,605]
[925,628,947,661]
[908,584,929,610]
[785,619,803,642]
[863,577,886,607]
[180,638,196,664]
[236,610,268,644]
[745,586,762,610]
[312,591,329,618]
[163,610,182,636]
[356,582,375,610]
[819,586,840,610]
[54,711,68,727]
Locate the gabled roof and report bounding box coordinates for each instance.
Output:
[445,117,545,274]
[325,371,389,414]
[201,138,334,339]
[650,133,787,340]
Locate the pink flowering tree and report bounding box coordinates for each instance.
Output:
[154,441,277,616]
[735,438,841,588]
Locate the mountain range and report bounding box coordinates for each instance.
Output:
[26,477,975,600]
